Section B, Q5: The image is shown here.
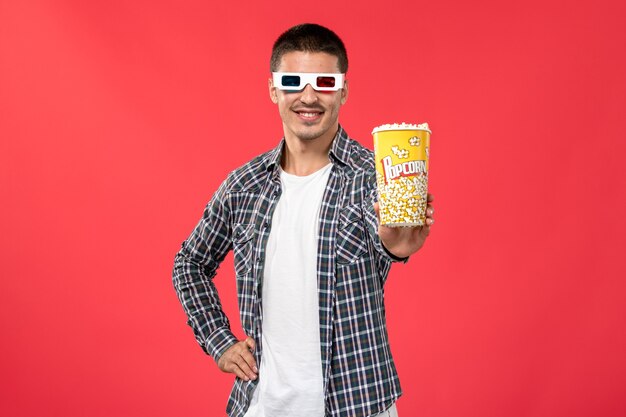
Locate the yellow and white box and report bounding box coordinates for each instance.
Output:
[372,122,431,227]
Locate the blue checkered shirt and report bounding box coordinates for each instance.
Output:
[173,126,405,417]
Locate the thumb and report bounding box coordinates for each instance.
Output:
[245,336,256,351]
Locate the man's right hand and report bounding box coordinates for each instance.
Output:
[217,336,258,381]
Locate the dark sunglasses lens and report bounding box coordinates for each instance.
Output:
[316,76,336,88]
[281,75,301,87]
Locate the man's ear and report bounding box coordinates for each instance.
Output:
[340,79,349,105]
[269,78,278,104]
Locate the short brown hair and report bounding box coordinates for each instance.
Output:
[270,23,348,73]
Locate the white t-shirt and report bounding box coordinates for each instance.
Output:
[243,163,332,417]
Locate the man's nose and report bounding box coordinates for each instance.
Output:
[299,84,318,104]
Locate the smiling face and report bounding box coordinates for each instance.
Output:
[269,51,348,144]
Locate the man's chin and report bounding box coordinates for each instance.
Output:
[298,133,322,141]
[294,126,324,141]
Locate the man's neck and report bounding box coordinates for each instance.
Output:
[281,128,337,176]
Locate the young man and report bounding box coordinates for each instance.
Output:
[173,23,435,417]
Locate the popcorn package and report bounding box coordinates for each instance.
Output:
[372,122,431,227]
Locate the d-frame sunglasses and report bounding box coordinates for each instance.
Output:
[272,72,345,92]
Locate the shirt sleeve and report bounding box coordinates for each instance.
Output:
[172,177,239,363]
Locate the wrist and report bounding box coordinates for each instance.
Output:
[382,242,409,262]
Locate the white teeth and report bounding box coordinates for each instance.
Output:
[300,112,319,118]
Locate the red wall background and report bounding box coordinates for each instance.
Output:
[1,0,625,416]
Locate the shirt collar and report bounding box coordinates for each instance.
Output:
[264,125,352,172]
[328,125,352,167]
[264,138,284,171]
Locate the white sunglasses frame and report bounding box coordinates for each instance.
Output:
[272,72,345,92]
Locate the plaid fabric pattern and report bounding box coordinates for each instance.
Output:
[173,126,405,417]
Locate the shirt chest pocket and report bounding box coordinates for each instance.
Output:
[233,223,255,276]
[336,205,369,264]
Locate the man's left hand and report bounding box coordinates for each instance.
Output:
[373,193,435,259]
